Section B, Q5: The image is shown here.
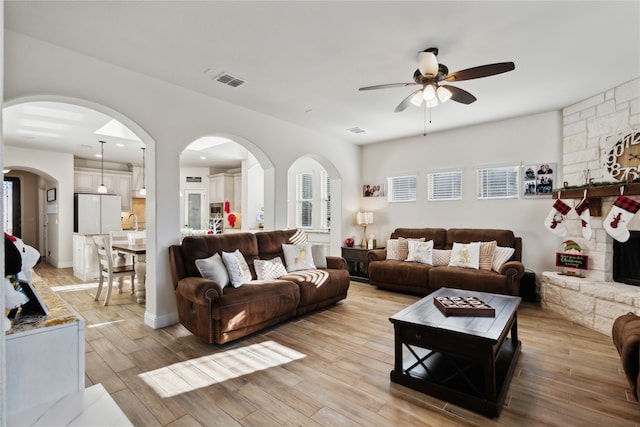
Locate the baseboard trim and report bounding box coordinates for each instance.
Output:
[144,310,179,329]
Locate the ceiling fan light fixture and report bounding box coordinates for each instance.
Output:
[410,91,424,107]
[422,84,436,101]
[437,86,452,103]
[426,98,438,108]
[417,51,438,77]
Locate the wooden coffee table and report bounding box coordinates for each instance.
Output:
[389,287,521,418]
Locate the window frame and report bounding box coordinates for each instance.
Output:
[476,165,519,200]
[387,174,417,203]
[426,169,462,201]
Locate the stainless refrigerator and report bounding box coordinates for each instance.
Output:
[73,193,122,234]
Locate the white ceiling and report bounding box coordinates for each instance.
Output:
[3,1,640,167]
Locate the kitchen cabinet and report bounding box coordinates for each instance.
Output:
[73,233,104,281]
[74,167,132,211]
[209,173,234,207]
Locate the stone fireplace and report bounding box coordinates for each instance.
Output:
[541,78,640,336]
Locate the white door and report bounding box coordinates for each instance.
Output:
[184,190,206,230]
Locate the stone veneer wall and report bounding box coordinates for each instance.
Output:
[541,78,640,336]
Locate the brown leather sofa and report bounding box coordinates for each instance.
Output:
[169,229,350,344]
[367,228,524,296]
[612,312,640,400]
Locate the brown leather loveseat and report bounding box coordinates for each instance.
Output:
[367,228,524,296]
[169,229,350,344]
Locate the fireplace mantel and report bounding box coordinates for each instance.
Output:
[551,181,640,216]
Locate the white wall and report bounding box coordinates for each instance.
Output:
[361,111,563,275]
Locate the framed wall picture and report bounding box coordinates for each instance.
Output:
[522,163,556,198]
[46,188,56,202]
[363,184,385,197]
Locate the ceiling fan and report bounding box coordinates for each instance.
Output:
[359,47,515,112]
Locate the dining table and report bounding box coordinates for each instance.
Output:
[111,243,146,304]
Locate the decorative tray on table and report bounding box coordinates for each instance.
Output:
[434,295,495,317]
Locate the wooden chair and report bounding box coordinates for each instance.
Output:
[93,235,135,306]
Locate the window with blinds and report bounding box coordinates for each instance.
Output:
[321,170,331,230]
[388,175,417,202]
[427,170,462,201]
[476,165,519,199]
[296,172,313,227]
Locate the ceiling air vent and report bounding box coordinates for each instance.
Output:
[215,72,246,88]
[347,127,366,134]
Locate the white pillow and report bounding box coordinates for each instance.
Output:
[254,257,288,280]
[448,242,481,269]
[397,237,424,261]
[282,243,316,272]
[311,244,327,269]
[492,246,516,272]
[195,253,230,288]
[221,249,252,288]
[406,240,434,264]
[432,249,452,266]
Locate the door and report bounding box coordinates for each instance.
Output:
[3,176,22,237]
[184,190,206,230]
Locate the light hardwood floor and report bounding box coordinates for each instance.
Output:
[34,263,640,426]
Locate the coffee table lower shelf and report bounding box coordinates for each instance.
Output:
[390,338,521,418]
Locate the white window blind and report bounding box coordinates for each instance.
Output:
[296,172,313,227]
[321,170,331,230]
[388,175,417,202]
[427,170,462,201]
[476,166,519,199]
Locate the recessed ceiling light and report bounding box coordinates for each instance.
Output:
[116,143,124,147]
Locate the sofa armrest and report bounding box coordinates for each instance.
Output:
[176,277,223,306]
[326,255,347,270]
[367,249,387,263]
[498,261,525,296]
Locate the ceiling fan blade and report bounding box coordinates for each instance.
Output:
[442,85,477,104]
[359,82,418,91]
[394,89,422,112]
[444,62,515,82]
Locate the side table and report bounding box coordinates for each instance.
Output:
[341,246,383,283]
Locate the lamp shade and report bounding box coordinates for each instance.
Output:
[356,211,373,225]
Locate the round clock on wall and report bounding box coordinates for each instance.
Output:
[604,130,640,180]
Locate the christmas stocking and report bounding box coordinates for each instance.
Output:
[544,199,571,237]
[575,198,592,241]
[603,195,640,242]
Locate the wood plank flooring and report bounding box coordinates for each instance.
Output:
[34,263,640,426]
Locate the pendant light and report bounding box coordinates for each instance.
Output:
[139,147,147,196]
[97,140,108,193]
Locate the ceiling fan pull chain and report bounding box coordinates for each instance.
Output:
[423,103,427,136]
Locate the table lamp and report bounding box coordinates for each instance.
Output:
[356,212,373,247]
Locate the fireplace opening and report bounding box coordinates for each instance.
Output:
[613,230,640,286]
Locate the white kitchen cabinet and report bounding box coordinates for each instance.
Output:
[73,233,104,281]
[75,167,132,211]
[209,173,234,206]
[116,174,132,211]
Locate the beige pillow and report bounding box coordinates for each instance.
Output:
[478,241,497,271]
[397,237,425,261]
[432,249,452,266]
[448,242,481,269]
[386,239,399,260]
[492,246,515,272]
[406,240,434,264]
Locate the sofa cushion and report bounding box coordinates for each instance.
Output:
[449,242,480,269]
[478,241,497,271]
[428,266,512,295]
[254,257,288,280]
[311,244,327,269]
[281,268,350,312]
[492,246,516,272]
[195,253,230,288]
[406,240,434,264]
[222,249,252,287]
[282,243,316,272]
[368,259,431,291]
[432,249,452,266]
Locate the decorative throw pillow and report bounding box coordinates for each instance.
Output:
[282,243,316,272]
[311,244,327,269]
[254,257,288,280]
[288,229,308,245]
[195,253,230,288]
[397,237,425,261]
[432,249,452,266]
[448,242,481,269]
[221,249,252,288]
[492,246,515,272]
[386,239,399,260]
[406,240,434,264]
[478,241,497,271]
